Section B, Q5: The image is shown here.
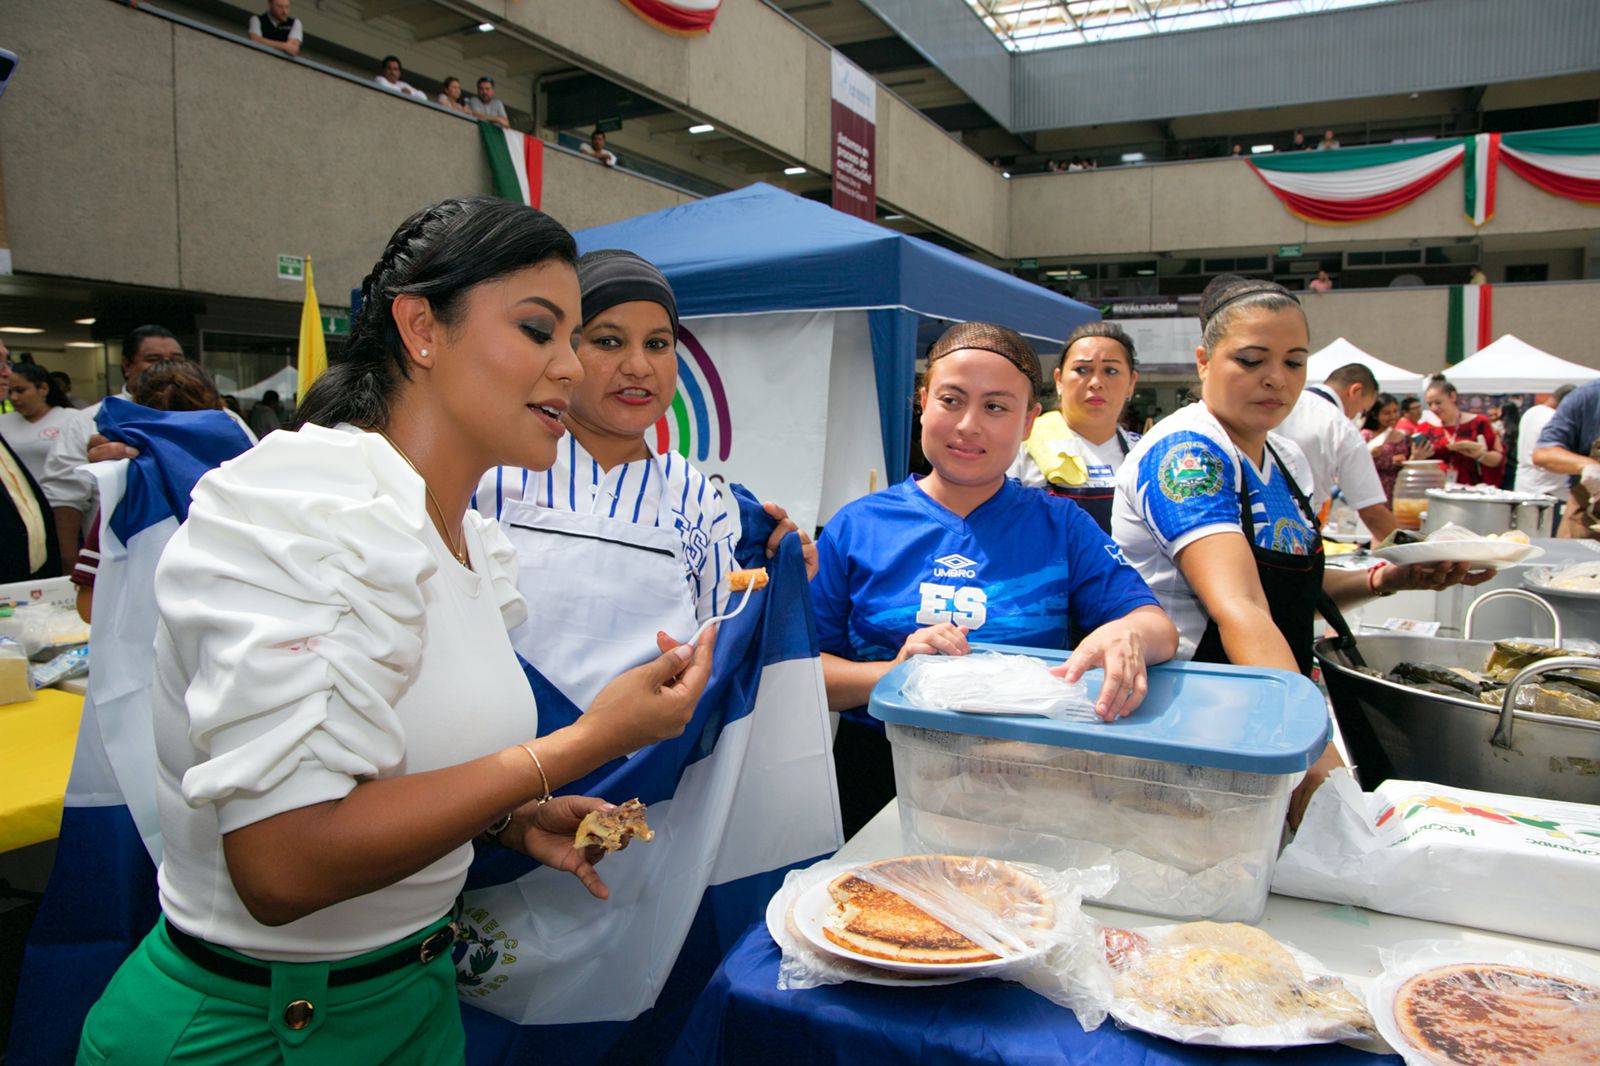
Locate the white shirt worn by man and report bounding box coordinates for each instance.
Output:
[247,13,303,44]
[1517,403,1568,499]
[375,74,427,101]
[1275,383,1386,512]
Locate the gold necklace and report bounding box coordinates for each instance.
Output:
[374,429,468,565]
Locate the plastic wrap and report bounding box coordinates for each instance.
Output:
[1370,940,1600,1066]
[1273,770,1600,950]
[766,854,1117,1029]
[1103,921,1376,1048]
[902,652,1096,720]
[28,646,89,690]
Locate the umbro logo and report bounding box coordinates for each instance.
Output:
[933,552,978,578]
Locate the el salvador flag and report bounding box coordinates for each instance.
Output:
[458,519,842,1066]
[7,399,252,1066]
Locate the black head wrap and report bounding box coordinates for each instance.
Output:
[577,249,679,339]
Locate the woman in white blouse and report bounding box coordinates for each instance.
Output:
[0,361,87,483]
[77,198,715,1064]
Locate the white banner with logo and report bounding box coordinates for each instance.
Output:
[660,310,885,532]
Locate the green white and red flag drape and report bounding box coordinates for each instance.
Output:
[1446,284,1492,365]
[482,124,542,209]
[618,0,722,34]
[1499,125,1600,204]
[1248,141,1466,225]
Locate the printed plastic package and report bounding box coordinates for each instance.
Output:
[902,652,1097,720]
[1369,940,1600,1066]
[767,853,1118,1029]
[29,646,89,690]
[1272,769,1600,949]
[1101,920,1376,1048]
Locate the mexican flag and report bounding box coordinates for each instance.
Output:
[1249,140,1465,224]
[618,0,722,34]
[1446,284,1492,365]
[1463,133,1500,226]
[481,123,542,208]
[1500,124,1600,203]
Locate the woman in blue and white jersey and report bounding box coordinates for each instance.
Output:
[1112,274,1491,824]
[476,250,811,713]
[813,321,1178,832]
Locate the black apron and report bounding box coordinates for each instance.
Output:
[1045,429,1130,535]
[1192,440,1355,678]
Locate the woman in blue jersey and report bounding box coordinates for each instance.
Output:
[814,321,1178,833]
[1007,321,1140,532]
[1113,275,1490,824]
[476,249,814,713]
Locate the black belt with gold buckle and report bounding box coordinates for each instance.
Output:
[164,911,460,988]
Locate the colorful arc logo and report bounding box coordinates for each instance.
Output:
[653,323,732,463]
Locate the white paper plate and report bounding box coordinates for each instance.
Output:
[1109,934,1377,1049]
[1370,541,1543,567]
[1367,944,1600,1066]
[790,880,1040,978]
[762,885,968,988]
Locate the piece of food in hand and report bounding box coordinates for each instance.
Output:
[1112,921,1375,1036]
[821,855,1052,965]
[1393,963,1600,1066]
[573,798,654,851]
[727,567,769,592]
[1377,528,1426,549]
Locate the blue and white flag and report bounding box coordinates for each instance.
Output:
[8,400,251,1066]
[458,531,841,1066]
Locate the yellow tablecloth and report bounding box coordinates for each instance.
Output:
[0,688,84,851]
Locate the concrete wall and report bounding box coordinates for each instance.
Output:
[480,0,1010,254]
[1012,155,1600,260]
[1299,282,1600,376]
[0,0,693,304]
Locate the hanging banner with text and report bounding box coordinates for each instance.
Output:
[830,52,876,221]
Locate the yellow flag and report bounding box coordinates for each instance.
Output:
[296,257,328,403]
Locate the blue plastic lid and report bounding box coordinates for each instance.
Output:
[868,643,1330,774]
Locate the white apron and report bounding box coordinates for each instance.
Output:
[500,489,699,713]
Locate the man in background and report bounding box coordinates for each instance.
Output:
[375,55,426,100]
[248,389,283,437]
[1533,379,1600,540]
[466,76,510,127]
[41,326,255,567]
[1277,362,1398,540]
[581,129,618,167]
[247,0,302,57]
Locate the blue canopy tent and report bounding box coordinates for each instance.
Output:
[574,183,1098,490]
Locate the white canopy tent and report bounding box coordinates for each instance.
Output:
[1305,337,1430,395]
[1443,334,1600,393]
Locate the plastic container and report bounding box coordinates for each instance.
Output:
[869,644,1330,924]
[1392,461,1446,530]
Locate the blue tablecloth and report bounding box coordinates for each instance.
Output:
[668,924,1403,1066]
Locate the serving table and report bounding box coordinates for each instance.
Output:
[668,802,1600,1065]
[0,688,84,853]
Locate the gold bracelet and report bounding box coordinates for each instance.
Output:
[520,742,552,806]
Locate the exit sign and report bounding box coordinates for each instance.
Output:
[1278,244,1303,258]
[320,311,349,336]
[1017,258,1039,270]
[277,254,305,280]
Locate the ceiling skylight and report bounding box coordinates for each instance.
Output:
[964,0,1395,53]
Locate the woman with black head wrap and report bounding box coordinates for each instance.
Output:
[1112,275,1491,825]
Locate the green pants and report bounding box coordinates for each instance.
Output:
[77,916,465,1065]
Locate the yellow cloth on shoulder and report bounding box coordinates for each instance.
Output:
[1024,410,1088,487]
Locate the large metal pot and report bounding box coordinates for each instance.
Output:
[1316,592,1600,804]
[1422,487,1557,537]
[1522,565,1600,639]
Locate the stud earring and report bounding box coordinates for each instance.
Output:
[420,348,429,357]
